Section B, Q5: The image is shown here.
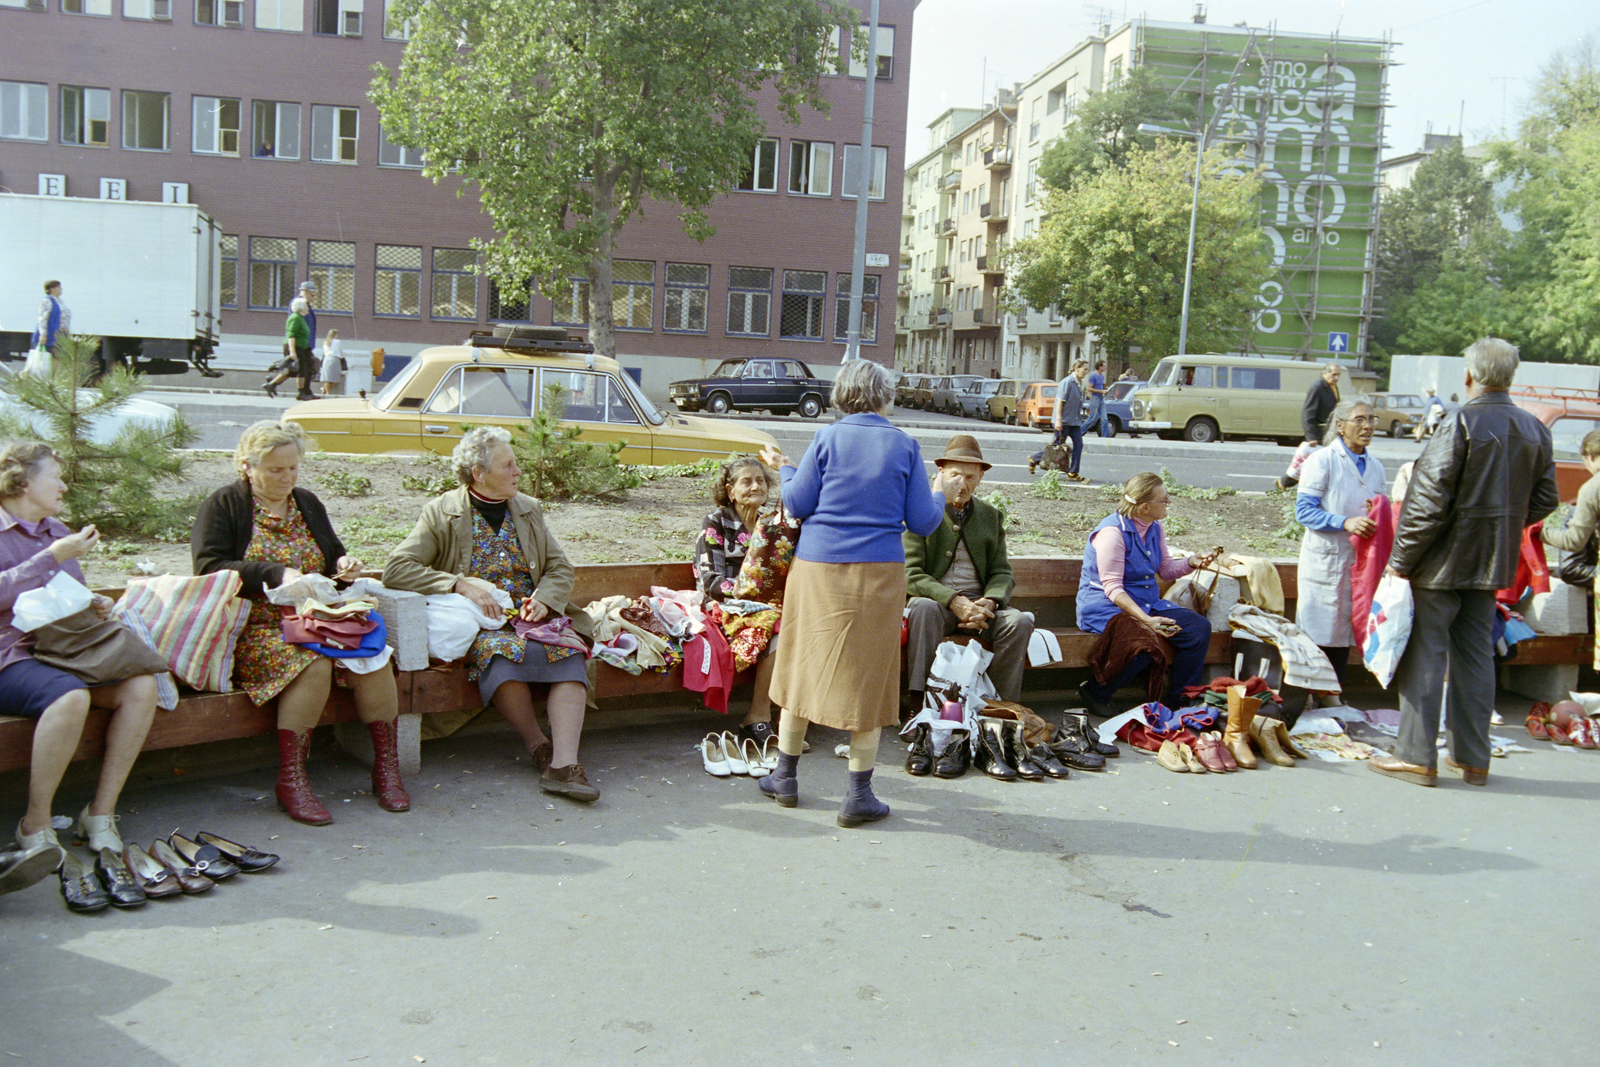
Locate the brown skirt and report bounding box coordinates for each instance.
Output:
[769,559,904,732]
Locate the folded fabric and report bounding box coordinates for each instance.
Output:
[648,586,707,637]
[119,572,251,692]
[282,609,378,649]
[1497,523,1551,607]
[1089,612,1173,703]
[300,612,387,659]
[112,606,179,709]
[31,606,172,687]
[1219,555,1286,615]
[512,614,589,655]
[1181,675,1272,699]
[682,626,735,713]
[1349,495,1395,652]
[619,602,670,639]
[1228,603,1339,692]
[296,597,379,619]
[594,632,643,675]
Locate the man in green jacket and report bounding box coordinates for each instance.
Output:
[904,435,1034,711]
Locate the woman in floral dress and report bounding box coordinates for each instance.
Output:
[193,421,408,826]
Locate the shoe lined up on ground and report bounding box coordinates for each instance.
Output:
[699,731,779,779]
[42,828,284,912]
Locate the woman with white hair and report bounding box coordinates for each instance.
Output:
[383,427,599,802]
[193,420,408,825]
[264,297,313,400]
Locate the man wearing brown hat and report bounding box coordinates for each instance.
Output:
[903,435,1034,712]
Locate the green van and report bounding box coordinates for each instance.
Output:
[1129,354,1373,444]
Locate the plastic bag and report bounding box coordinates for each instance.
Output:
[23,346,52,378]
[424,590,510,661]
[1362,573,1414,688]
[13,571,95,632]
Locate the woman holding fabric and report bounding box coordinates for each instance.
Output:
[694,456,788,748]
[193,420,408,825]
[383,427,599,803]
[755,360,954,828]
[1075,473,1222,715]
[0,441,159,891]
[1294,397,1387,702]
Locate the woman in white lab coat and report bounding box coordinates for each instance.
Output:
[1294,397,1387,707]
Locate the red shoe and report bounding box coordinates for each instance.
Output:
[1570,718,1598,750]
[1547,719,1574,745]
[1526,706,1551,740]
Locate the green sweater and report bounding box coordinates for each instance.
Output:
[285,311,311,348]
[903,499,1016,607]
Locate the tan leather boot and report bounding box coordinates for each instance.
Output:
[1249,716,1295,767]
[1223,685,1260,769]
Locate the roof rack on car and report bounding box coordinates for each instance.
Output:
[466,325,595,355]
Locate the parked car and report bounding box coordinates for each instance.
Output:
[1016,381,1058,429]
[1511,386,1600,503]
[930,374,984,414]
[895,374,922,408]
[668,357,831,418]
[1129,354,1377,443]
[1370,392,1425,438]
[284,329,777,464]
[909,376,936,410]
[956,378,1003,420]
[987,378,1027,423]
[1100,379,1145,437]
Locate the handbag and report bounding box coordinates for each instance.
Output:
[32,606,171,686]
[730,503,800,607]
[23,345,52,378]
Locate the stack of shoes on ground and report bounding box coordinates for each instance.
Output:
[1528,701,1599,749]
[973,716,1071,781]
[1049,712,1113,771]
[57,829,280,912]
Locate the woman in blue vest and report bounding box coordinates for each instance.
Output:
[1075,472,1222,715]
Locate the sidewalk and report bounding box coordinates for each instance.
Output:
[2,677,1594,1065]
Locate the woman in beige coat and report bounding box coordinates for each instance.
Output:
[383,427,598,802]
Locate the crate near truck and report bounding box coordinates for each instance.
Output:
[0,194,223,377]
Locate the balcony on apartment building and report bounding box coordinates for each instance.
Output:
[937,217,957,236]
[940,170,961,190]
[980,201,1009,223]
[983,146,1012,170]
[897,278,913,296]
[975,255,1005,276]
[957,306,999,329]
[933,265,952,282]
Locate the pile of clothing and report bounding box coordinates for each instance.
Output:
[268,575,391,672]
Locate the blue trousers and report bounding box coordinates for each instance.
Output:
[1084,605,1211,708]
[1086,397,1110,437]
[1031,424,1083,474]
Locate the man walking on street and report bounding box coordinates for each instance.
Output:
[1373,338,1558,788]
[1087,360,1110,438]
[1277,362,1342,491]
[1029,360,1089,481]
[295,280,320,400]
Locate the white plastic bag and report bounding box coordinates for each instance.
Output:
[424,590,511,661]
[12,571,95,632]
[1362,573,1414,689]
[23,346,52,378]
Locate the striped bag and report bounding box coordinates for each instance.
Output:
[118,572,251,693]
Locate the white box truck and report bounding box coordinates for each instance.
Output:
[0,194,223,376]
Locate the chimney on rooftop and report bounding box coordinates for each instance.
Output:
[1192,3,1207,23]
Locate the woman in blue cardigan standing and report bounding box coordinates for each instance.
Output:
[757,360,954,828]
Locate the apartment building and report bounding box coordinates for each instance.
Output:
[0,0,913,391]
[895,107,978,374]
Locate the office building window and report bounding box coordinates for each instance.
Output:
[220,234,238,308]
[612,260,654,331]
[123,0,171,19]
[192,95,241,155]
[60,86,109,146]
[833,273,880,343]
[311,105,358,163]
[249,237,297,309]
[374,244,422,317]
[255,0,303,31]
[308,240,356,314]
[2,82,48,142]
[552,277,590,326]
[62,0,111,14]
[788,140,832,196]
[252,100,300,159]
[735,137,778,192]
[378,124,424,167]
[194,0,241,24]
[779,270,826,340]
[848,23,893,79]
[382,0,411,39]
[314,0,363,35]
[488,278,532,322]
[663,263,708,333]
[840,145,887,199]
[122,90,169,151]
[431,248,477,320]
[727,267,771,337]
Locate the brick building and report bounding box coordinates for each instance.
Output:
[0,0,912,392]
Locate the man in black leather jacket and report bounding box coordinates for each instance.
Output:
[1373,338,1559,787]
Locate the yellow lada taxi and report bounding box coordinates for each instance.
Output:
[283,328,777,464]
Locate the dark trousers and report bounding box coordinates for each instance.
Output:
[1394,587,1498,769]
[1085,605,1211,708]
[904,597,1034,702]
[1031,424,1084,474]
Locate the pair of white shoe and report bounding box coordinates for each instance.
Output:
[700,732,777,778]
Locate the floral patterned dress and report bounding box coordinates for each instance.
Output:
[465,511,585,704]
[234,500,324,705]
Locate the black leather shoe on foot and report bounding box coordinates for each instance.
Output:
[933,731,971,778]
[59,852,110,912]
[1075,682,1120,721]
[904,725,934,776]
[95,848,147,908]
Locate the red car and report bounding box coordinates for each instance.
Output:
[1510,386,1599,503]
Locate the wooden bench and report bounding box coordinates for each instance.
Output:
[2,557,1590,774]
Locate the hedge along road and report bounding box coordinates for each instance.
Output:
[144,387,1431,493]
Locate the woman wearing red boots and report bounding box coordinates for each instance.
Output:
[193,421,408,825]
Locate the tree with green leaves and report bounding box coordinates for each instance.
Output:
[373,0,854,358]
[1037,67,1190,193]
[0,334,197,536]
[1009,140,1268,361]
[511,384,641,501]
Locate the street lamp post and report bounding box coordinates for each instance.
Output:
[1138,122,1204,358]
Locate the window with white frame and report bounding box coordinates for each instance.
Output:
[848,23,893,79]
[252,100,299,159]
[382,0,411,38]
[735,137,778,192]
[1109,56,1124,83]
[612,260,654,331]
[249,236,297,309]
[1025,159,1039,203]
[833,274,879,343]
[62,0,112,15]
[378,124,424,167]
[311,105,358,163]
[255,0,303,31]
[374,244,421,317]
[195,0,243,25]
[552,277,589,325]
[61,86,109,146]
[788,140,832,196]
[779,270,826,340]
[192,96,241,155]
[431,248,477,320]
[122,90,169,151]
[314,0,362,35]
[308,240,355,313]
[488,278,532,322]
[1,82,48,142]
[663,263,708,333]
[727,266,771,337]
[840,144,887,199]
[220,235,238,307]
[122,0,169,18]
[1028,99,1041,143]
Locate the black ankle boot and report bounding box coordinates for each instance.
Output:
[974,719,1019,781]
[904,725,934,776]
[1002,721,1046,781]
[758,751,799,807]
[934,730,971,778]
